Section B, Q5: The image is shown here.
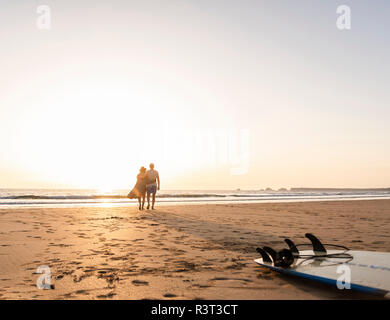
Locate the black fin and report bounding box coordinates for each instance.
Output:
[263,246,278,263]
[305,233,327,254]
[284,238,299,255]
[256,247,272,264]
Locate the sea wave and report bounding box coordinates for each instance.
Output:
[0,189,389,208]
[0,193,229,200]
[0,191,389,200]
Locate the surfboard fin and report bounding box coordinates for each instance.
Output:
[284,238,299,255]
[256,247,273,264]
[263,246,278,264]
[305,233,327,254]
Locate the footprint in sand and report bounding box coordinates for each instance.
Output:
[211,277,253,283]
[75,290,89,295]
[96,292,116,299]
[257,274,273,280]
[191,284,211,289]
[132,280,149,286]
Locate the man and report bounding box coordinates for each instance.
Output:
[146,163,160,210]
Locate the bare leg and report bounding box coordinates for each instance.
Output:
[147,193,150,209]
[152,193,156,209]
[137,197,141,210]
[141,194,145,209]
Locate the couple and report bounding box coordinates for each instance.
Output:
[128,163,160,210]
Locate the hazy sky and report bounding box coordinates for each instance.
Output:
[1,0,389,190]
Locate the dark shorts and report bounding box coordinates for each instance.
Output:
[147,184,157,195]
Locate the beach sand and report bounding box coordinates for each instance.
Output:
[0,200,389,300]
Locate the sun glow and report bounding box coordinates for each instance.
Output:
[10,80,212,189]
[97,186,114,195]
[2,0,390,190]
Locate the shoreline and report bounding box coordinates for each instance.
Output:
[1,195,390,210]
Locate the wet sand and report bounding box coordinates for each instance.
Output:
[0,200,389,300]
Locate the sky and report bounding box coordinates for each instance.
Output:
[0,0,389,190]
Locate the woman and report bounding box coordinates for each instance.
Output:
[127,167,147,210]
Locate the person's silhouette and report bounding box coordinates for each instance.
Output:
[145,163,160,210]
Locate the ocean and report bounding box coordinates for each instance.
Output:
[0,188,389,208]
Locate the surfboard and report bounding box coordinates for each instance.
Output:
[254,234,390,298]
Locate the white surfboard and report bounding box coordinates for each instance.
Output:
[254,234,390,298]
